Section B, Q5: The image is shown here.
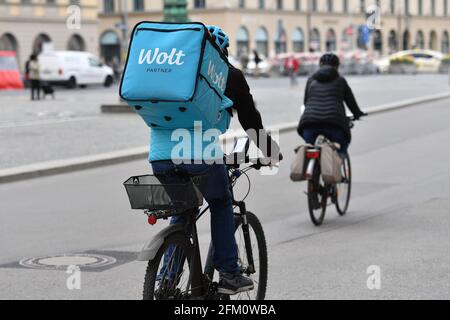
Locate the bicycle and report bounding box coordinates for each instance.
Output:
[123,137,272,300]
[304,117,360,226]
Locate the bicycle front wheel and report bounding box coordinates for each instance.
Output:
[233,211,268,300]
[335,154,352,216]
[307,161,327,226]
[143,232,195,300]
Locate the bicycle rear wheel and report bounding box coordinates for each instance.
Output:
[232,211,268,300]
[143,232,195,300]
[335,154,352,216]
[307,161,327,226]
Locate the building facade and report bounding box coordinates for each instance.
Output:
[98,0,450,63]
[0,0,99,70]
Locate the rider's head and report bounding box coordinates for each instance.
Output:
[319,53,340,69]
[206,25,230,56]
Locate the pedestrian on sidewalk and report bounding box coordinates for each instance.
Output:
[28,54,41,101]
[285,54,299,87]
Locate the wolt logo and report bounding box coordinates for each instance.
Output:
[138,48,186,66]
[366,265,381,290]
[207,60,226,91]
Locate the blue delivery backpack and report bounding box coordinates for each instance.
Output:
[120,21,233,133]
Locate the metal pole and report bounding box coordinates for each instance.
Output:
[306,0,311,51]
[121,0,129,63]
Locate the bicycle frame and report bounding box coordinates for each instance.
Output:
[163,165,257,299]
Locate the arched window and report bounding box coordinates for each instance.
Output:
[292,28,305,53]
[325,28,336,51]
[0,33,18,52]
[388,30,398,53]
[341,27,352,51]
[0,33,19,67]
[33,33,52,54]
[415,30,425,49]
[429,30,437,50]
[402,30,410,50]
[442,31,450,54]
[309,28,321,52]
[373,30,383,53]
[275,27,287,54]
[67,34,86,51]
[236,26,250,57]
[100,30,121,64]
[255,27,269,57]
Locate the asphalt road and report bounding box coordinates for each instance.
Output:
[1,74,449,169]
[1,97,450,299]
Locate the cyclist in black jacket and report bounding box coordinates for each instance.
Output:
[298,53,366,157]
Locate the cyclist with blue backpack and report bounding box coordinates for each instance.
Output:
[147,25,281,295]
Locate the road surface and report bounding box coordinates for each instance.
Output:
[1,98,450,299]
[1,74,449,169]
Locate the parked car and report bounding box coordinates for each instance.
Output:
[0,51,24,90]
[340,50,379,75]
[38,51,114,88]
[386,49,443,73]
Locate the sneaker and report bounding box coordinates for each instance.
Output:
[217,273,254,295]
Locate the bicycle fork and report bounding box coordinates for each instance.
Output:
[235,201,256,274]
[203,201,256,279]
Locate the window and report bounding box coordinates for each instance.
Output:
[255,27,269,56]
[258,0,265,9]
[445,0,449,16]
[390,0,395,14]
[194,0,206,8]
[404,0,409,15]
[276,0,283,10]
[239,0,245,8]
[326,29,336,51]
[343,0,348,13]
[236,27,249,57]
[415,30,424,49]
[89,57,102,67]
[418,0,423,15]
[104,0,114,13]
[431,0,436,15]
[327,0,333,12]
[295,0,300,11]
[133,0,144,11]
[442,31,449,53]
[292,28,305,52]
[360,0,366,13]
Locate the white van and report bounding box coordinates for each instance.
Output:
[38,51,114,88]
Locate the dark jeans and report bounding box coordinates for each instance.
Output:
[151,161,240,275]
[301,125,349,156]
[30,80,40,100]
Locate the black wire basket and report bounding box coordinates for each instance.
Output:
[123,175,207,211]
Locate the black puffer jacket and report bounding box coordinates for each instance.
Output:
[298,66,364,141]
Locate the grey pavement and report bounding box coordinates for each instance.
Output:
[1,97,450,299]
[0,74,449,169]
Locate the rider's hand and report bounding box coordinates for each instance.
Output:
[269,152,283,165]
[355,112,368,120]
